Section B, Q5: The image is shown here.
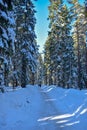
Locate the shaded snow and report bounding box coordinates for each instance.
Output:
[0,85,87,130]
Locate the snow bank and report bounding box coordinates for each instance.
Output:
[0,85,42,130]
[41,85,87,130]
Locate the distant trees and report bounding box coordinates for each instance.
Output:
[37,54,44,85]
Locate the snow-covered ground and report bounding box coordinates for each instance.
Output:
[0,85,87,130]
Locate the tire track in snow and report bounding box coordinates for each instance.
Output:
[37,87,61,130]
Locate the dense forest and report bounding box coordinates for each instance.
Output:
[44,0,87,89]
[0,0,87,91]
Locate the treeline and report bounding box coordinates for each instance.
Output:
[0,0,38,88]
[40,0,87,89]
[0,0,87,90]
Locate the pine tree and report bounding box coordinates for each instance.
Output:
[44,0,77,88]
[14,0,38,87]
[84,0,87,87]
[69,0,86,89]
[0,0,15,87]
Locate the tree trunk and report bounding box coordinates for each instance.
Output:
[4,64,8,86]
[31,73,35,85]
[21,54,27,88]
[85,32,87,88]
[76,23,82,89]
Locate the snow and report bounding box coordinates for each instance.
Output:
[0,39,4,48]
[0,85,87,130]
[8,12,15,25]
[0,11,8,20]
[0,0,7,7]
[42,86,87,129]
[8,27,15,50]
[0,0,4,5]
[2,27,8,41]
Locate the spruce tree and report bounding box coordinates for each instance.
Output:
[14,0,38,87]
[69,0,87,89]
[84,0,87,87]
[0,0,15,87]
[44,0,77,88]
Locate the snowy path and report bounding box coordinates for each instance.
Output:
[28,86,87,130]
[24,86,62,130]
[0,85,87,130]
[36,87,61,130]
[0,86,66,130]
[28,86,71,130]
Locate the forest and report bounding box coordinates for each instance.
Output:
[1,0,87,130]
[0,0,87,91]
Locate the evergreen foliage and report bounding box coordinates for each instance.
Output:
[0,0,87,90]
[0,0,15,87]
[0,0,38,88]
[44,0,87,89]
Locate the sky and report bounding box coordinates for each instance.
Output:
[34,0,49,53]
[34,0,84,53]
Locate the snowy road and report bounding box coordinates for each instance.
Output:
[29,86,70,130]
[0,86,63,130]
[29,86,87,130]
[0,85,87,130]
[36,87,61,130]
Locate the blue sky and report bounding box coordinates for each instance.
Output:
[34,0,84,53]
[34,0,49,53]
